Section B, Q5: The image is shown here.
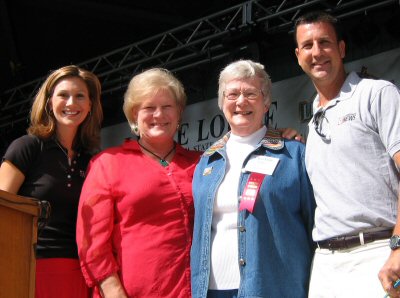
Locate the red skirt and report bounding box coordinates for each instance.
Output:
[36,258,89,298]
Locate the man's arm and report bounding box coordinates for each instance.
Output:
[378,151,400,297]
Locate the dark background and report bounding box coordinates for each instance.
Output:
[1,0,399,152]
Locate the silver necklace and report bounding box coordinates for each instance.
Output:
[55,139,72,166]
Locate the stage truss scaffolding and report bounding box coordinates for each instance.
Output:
[0,0,397,132]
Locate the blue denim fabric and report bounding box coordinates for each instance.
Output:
[191,130,316,298]
[207,289,238,298]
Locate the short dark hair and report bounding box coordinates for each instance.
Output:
[293,11,343,46]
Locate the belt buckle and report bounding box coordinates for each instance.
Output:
[327,237,342,250]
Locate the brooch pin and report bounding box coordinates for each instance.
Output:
[203,167,213,176]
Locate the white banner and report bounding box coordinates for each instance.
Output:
[101,47,400,150]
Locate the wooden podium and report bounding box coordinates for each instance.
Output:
[0,189,45,298]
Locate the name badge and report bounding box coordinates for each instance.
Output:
[244,155,279,175]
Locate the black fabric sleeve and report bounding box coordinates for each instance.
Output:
[3,135,42,175]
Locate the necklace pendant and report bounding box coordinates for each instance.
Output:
[159,159,169,167]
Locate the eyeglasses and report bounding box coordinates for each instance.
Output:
[313,109,331,140]
[223,88,263,101]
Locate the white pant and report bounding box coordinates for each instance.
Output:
[309,239,389,297]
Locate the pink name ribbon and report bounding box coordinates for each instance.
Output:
[239,172,266,213]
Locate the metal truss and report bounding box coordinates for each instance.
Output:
[0,0,397,131]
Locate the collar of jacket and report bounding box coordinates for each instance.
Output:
[203,128,284,156]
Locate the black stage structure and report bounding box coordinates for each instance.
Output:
[0,0,399,152]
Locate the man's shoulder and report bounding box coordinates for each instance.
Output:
[354,71,397,90]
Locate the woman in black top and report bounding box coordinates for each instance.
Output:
[0,65,103,298]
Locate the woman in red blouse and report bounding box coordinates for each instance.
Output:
[76,68,201,297]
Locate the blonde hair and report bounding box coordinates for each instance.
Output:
[28,65,103,153]
[218,60,272,109]
[123,68,186,129]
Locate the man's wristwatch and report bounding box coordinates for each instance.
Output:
[390,235,400,250]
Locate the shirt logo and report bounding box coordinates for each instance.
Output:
[338,113,356,125]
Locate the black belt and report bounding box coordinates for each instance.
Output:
[317,229,392,251]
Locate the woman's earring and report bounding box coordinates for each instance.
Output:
[45,98,52,117]
[132,123,139,136]
[46,108,53,117]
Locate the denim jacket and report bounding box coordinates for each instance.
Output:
[191,129,315,298]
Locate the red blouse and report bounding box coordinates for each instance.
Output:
[76,139,201,298]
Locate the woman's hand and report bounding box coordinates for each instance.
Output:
[99,273,128,298]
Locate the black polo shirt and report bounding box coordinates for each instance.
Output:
[3,134,92,259]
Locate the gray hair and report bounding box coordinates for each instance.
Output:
[217,60,272,109]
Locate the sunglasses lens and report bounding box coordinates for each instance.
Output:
[313,110,330,140]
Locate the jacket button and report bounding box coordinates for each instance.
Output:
[239,226,246,232]
[239,259,246,266]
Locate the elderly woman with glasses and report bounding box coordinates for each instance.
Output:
[190,60,316,298]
